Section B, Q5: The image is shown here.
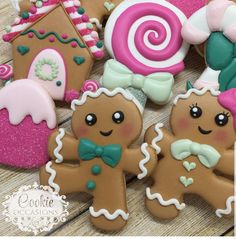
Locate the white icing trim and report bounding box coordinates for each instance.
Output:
[45,161,60,193]
[90,18,103,30]
[146,187,186,210]
[174,87,220,105]
[71,87,144,112]
[152,123,164,154]
[215,196,235,218]
[89,207,129,221]
[54,128,65,164]
[137,143,151,180]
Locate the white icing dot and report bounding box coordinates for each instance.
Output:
[87,115,93,121]
[219,114,224,120]
[114,112,121,119]
[192,107,198,113]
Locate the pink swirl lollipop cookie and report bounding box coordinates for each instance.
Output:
[80,80,100,93]
[0,64,13,81]
[105,0,189,76]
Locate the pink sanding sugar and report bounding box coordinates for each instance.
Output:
[168,0,207,17]
[0,109,54,169]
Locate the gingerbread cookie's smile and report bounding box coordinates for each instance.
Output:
[100,130,113,137]
[198,126,212,135]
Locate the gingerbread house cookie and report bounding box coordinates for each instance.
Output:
[3,0,105,102]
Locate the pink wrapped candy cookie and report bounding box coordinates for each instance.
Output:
[0,80,57,169]
[0,64,13,81]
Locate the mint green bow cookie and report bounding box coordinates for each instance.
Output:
[78,138,122,168]
[101,59,174,105]
[171,139,221,168]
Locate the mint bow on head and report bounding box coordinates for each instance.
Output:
[78,138,122,168]
[101,59,174,105]
[171,139,221,168]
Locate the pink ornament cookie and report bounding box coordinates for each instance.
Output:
[0,80,57,169]
[105,0,189,76]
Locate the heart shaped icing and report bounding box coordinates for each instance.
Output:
[183,161,196,172]
[104,1,115,12]
[179,176,194,187]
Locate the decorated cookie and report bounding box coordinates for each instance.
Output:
[182,0,236,91]
[168,0,206,17]
[145,87,235,219]
[40,88,156,231]
[102,0,189,105]
[0,64,13,81]
[105,0,189,76]
[3,0,105,102]
[0,79,57,169]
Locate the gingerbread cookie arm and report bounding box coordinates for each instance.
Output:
[215,150,234,176]
[48,129,79,162]
[121,144,156,179]
[145,123,175,156]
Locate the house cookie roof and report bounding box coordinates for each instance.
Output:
[3,0,104,59]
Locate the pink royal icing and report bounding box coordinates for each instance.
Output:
[108,0,188,76]
[218,88,236,130]
[0,79,57,129]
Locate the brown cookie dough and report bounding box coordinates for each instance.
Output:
[40,88,157,231]
[145,88,235,219]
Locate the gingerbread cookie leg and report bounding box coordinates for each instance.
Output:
[146,172,185,219]
[89,180,128,231]
[40,162,87,195]
[199,176,235,218]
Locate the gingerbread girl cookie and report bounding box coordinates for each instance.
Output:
[145,87,235,219]
[40,88,156,231]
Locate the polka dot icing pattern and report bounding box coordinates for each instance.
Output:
[105,0,189,76]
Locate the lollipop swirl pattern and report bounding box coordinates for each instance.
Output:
[105,0,189,76]
[0,64,13,81]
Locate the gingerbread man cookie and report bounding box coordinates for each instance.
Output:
[3,0,104,102]
[40,88,156,231]
[145,87,235,219]
[182,0,236,91]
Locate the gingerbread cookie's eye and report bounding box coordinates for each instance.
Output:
[85,113,97,126]
[112,111,124,124]
[215,112,230,127]
[189,104,202,118]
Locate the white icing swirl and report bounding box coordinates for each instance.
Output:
[71,87,143,113]
[54,128,65,163]
[90,18,103,30]
[137,143,151,180]
[152,123,164,154]
[89,207,129,221]
[174,87,220,105]
[215,196,235,218]
[146,187,186,210]
[45,161,60,193]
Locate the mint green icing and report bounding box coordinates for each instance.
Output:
[21,29,86,48]
[179,176,194,188]
[35,58,59,81]
[171,139,221,169]
[183,161,196,172]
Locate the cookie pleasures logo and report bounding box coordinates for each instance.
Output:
[2,183,69,235]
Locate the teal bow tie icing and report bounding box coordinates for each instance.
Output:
[171,139,221,168]
[78,138,122,168]
[101,59,174,104]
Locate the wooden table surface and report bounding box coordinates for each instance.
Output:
[0,0,235,236]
